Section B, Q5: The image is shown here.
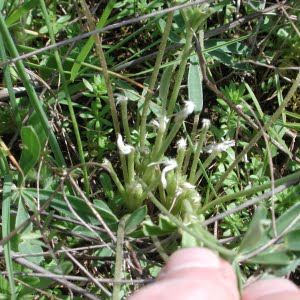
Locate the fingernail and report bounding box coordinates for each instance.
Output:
[160,247,220,276]
[243,278,298,300]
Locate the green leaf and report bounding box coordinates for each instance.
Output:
[2,175,16,299]
[273,258,300,276]
[28,112,48,149]
[238,206,271,255]
[73,225,100,239]
[0,146,9,176]
[83,78,94,92]
[181,224,199,248]
[24,188,118,226]
[0,275,10,299]
[93,199,119,223]
[159,65,173,107]
[15,195,32,234]
[100,172,114,200]
[142,215,177,236]
[274,202,300,236]
[5,0,36,26]
[125,206,147,234]
[47,259,74,275]
[247,251,290,265]
[18,240,44,265]
[188,55,203,113]
[19,126,41,180]
[70,0,117,81]
[245,82,264,118]
[285,230,300,251]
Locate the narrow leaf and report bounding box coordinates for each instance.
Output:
[274,202,300,236]
[188,55,203,113]
[125,206,147,234]
[2,175,17,299]
[19,126,41,179]
[285,230,300,251]
[247,251,290,265]
[159,65,173,110]
[238,206,271,255]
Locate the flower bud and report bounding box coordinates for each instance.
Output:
[125,181,144,212]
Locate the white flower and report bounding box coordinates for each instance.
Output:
[191,194,201,204]
[202,119,211,128]
[148,159,178,189]
[117,134,134,155]
[150,119,160,128]
[181,182,195,189]
[114,93,128,106]
[151,116,169,130]
[175,101,195,122]
[177,138,187,150]
[204,140,235,153]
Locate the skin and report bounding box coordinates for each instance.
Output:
[129,248,300,300]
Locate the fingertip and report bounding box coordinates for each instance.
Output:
[159,247,220,277]
[130,248,240,300]
[243,278,299,300]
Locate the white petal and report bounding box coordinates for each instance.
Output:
[204,140,235,153]
[175,101,195,122]
[117,134,134,155]
[177,138,187,150]
[114,93,128,106]
[161,160,178,189]
[202,119,211,128]
[181,182,196,189]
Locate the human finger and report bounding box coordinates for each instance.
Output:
[129,247,239,300]
[242,278,300,300]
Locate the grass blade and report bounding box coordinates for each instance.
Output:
[2,175,16,300]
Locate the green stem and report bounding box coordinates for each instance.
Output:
[39,0,90,196]
[208,71,300,202]
[140,11,174,150]
[0,13,66,167]
[176,147,186,176]
[128,151,135,183]
[121,100,132,144]
[189,125,209,183]
[102,160,125,195]
[167,29,193,115]
[154,121,183,160]
[193,150,219,184]
[150,115,168,159]
[182,114,200,174]
[112,216,127,300]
